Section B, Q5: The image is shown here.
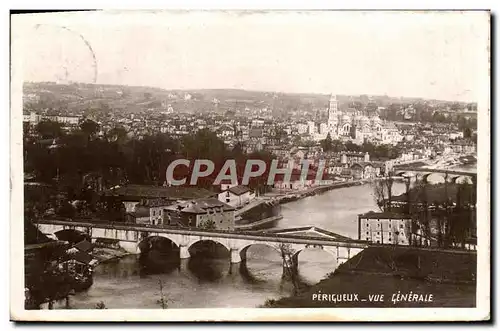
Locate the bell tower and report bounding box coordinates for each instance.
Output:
[328,94,339,125]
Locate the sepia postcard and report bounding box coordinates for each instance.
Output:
[10,10,490,322]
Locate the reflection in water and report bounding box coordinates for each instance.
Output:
[69,183,407,309]
[297,248,337,285]
[244,244,283,283]
[186,240,231,282]
[188,256,229,282]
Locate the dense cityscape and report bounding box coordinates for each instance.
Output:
[23,81,478,310]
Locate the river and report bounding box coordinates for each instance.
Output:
[64,182,411,309]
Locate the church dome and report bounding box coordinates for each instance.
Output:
[371,115,382,125]
[341,114,351,123]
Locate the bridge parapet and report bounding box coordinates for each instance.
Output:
[35,219,370,274]
[394,167,476,178]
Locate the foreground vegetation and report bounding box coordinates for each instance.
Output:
[263,246,476,308]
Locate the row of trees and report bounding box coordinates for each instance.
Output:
[24,120,279,220]
[25,119,277,187]
[372,174,476,249]
[380,102,478,125]
[320,133,402,160]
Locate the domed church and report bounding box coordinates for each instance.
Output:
[326,95,401,145]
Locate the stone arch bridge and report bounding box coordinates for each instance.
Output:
[35,220,368,272]
[393,167,476,184]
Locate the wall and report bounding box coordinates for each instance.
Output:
[150,206,167,226]
[123,201,139,213]
[358,217,411,245]
[35,221,367,266]
[197,210,235,230]
[218,191,241,208]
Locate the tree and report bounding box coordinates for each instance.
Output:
[349,101,364,111]
[320,133,333,152]
[372,172,394,212]
[331,139,344,153]
[24,240,79,309]
[95,301,107,309]
[365,102,378,113]
[156,279,168,309]
[463,127,472,139]
[278,243,299,295]
[345,141,360,152]
[36,120,63,139]
[57,201,76,218]
[107,126,128,144]
[99,197,126,222]
[79,119,100,139]
[198,219,216,230]
[274,127,288,144]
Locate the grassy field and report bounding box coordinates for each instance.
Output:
[264,246,476,308]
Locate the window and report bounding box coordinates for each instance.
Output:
[400,224,404,229]
[366,232,369,235]
[366,223,369,227]
[389,223,391,228]
[153,210,156,216]
[376,240,380,244]
[226,198,230,203]
[389,237,392,241]
[377,232,380,235]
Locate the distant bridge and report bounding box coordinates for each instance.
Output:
[393,166,476,183]
[35,220,368,273]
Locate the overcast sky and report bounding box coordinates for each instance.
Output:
[14,11,489,102]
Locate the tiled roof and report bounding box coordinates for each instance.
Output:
[358,211,411,219]
[227,185,251,196]
[73,240,93,253]
[166,197,235,214]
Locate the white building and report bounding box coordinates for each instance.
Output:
[217,185,255,209]
[319,122,328,135]
[297,123,308,135]
[325,94,403,145]
[358,212,413,245]
[307,121,316,135]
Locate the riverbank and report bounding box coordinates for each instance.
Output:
[263,246,476,308]
[263,179,369,205]
[92,246,132,264]
[235,215,283,231]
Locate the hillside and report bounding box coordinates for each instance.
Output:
[264,246,476,308]
[23,82,475,117]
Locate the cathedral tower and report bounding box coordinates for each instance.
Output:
[327,94,339,125]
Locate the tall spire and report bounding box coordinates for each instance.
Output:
[329,94,338,114]
[327,94,339,126]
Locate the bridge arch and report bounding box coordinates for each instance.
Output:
[294,245,337,257]
[187,238,231,258]
[142,233,181,247]
[238,243,281,262]
[292,245,338,268]
[451,175,473,184]
[137,235,180,254]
